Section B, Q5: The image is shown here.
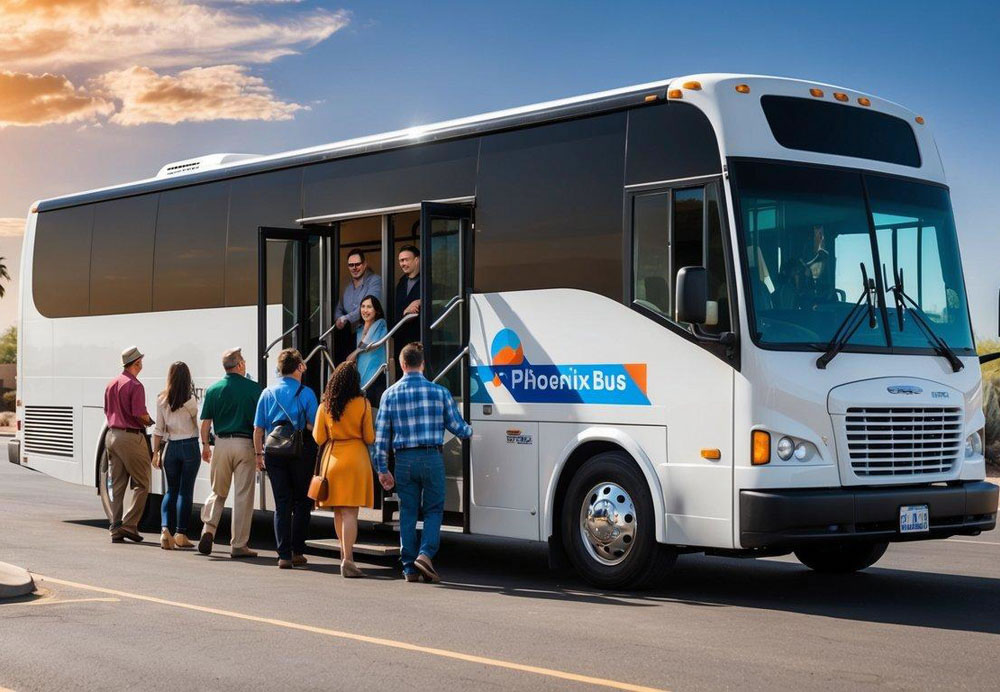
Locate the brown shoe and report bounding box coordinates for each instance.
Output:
[278,559,293,569]
[404,573,420,583]
[160,529,175,550]
[197,532,214,555]
[110,532,125,544]
[231,546,258,559]
[341,560,364,578]
[413,554,440,583]
[120,528,144,543]
[291,554,308,567]
[173,533,193,549]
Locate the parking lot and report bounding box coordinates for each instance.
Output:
[2,459,999,691]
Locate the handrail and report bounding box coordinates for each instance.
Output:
[316,321,337,343]
[361,363,387,392]
[264,322,299,359]
[432,346,468,384]
[429,296,464,331]
[303,344,336,371]
[355,313,418,355]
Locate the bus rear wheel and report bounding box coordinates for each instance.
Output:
[794,542,889,573]
[562,452,675,589]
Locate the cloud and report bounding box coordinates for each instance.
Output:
[0,71,115,128]
[0,219,26,237]
[0,0,349,71]
[96,65,305,125]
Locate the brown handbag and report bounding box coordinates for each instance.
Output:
[307,415,330,503]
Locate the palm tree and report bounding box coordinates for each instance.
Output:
[0,257,8,299]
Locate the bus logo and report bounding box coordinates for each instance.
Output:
[472,329,650,406]
[887,385,923,395]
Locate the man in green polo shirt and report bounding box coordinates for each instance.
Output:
[198,348,261,558]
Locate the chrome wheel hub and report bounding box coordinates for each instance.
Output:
[579,482,636,566]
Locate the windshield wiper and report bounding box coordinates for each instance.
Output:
[816,264,877,369]
[887,266,964,373]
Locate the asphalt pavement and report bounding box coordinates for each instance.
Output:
[1,460,999,691]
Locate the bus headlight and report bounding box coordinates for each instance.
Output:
[965,431,984,459]
[776,436,794,460]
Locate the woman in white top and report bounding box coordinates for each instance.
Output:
[152,361,200,550]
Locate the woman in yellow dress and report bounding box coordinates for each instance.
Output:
[313,361,375,578]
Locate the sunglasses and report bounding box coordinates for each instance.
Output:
[347,262,363,268]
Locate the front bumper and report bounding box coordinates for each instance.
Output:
[740,481,998,549]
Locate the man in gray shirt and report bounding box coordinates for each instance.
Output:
[335,248,383,362]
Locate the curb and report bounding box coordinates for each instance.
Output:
[0,561,35,599]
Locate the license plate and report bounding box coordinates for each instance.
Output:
[899,505,929,533]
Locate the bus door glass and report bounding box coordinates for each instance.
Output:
[419,202,472,525]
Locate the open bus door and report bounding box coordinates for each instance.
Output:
[419,202,473,529]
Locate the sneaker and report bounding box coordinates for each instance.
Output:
[341,560,364,578]
[120,528,144,543]
[197,531,214,555]
[404,572,420,583]
[231,546,258,559]
[291,554,308,567]
[160,529,175,550]
[278,559,293,569]
[173,533,193,549]
[413,554,440,584]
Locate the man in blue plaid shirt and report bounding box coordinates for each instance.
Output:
[373,342,472,583]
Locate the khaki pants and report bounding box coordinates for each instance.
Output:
[106,429,152,534]
[200,437,256,549]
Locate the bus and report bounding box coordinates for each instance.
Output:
[10,74,998,588]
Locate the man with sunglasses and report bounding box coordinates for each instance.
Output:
[334,248,382,363]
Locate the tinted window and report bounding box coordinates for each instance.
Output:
[153,183,229,311]
[90,195,157,315]
[626,102,721,184]
[476,113,627,300]
[227,169,302,306]
[302,139,478,217]
[761,95,921,167]
[632,192,670,316]
[32,205,93,317]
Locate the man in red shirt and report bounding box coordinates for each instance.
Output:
[104,346,154,543]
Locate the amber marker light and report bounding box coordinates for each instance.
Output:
[735,84,751,94]
[644,94,659,103]
[752,431,771,465]
[30,202,39,213]
[682,81,702,90]
[701,448,722,460]
[809,88,824,98]
[915,116,925,125]
[668,89,683,99]
[857,97,871,107]
[833,92,849,102]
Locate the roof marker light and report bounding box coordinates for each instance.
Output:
[735,84,750,94]
[833,92,849,102]
[668,89,683,99]
[682,81,702,91]
[644,94,659,103]
[809,88,824,98]
[857,97,871,107]
[915,116,925,125]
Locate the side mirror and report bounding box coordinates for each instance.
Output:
[675,266,708,325]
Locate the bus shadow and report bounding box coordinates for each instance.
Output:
[433,534,1000,635]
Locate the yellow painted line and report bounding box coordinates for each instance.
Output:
[39,575,666,692]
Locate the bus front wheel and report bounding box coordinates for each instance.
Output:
[561,452,675,589]
[794,542,889,573]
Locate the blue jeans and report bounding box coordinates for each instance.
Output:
[160,438,200,533]
[394,448,446,575]
[265,442,314,560]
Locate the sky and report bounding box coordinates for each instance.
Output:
[1,0,998,338]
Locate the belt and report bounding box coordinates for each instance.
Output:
[216,433,252,439]
[111,427,144,434]
[397,444,442,452]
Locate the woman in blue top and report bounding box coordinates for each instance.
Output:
[349,294,388,407]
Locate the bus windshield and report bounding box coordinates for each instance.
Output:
[734,161,974,353]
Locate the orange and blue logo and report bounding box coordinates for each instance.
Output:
[472,329,649,406]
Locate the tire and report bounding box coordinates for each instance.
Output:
[794,542,889,573]
[561,452,675,589]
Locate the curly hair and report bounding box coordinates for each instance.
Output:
[323,361,362,421]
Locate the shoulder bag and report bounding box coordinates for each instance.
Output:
[263,383,305,460]
[307,422,330,503]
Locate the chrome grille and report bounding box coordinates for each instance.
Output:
[844,406,962,477]
[23,406,74,458]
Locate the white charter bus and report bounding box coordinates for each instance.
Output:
[11,74,998,587]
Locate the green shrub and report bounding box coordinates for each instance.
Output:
[0,391,14,413]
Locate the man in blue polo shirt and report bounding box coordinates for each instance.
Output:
[373,342,473,584]
[253,348,319,569]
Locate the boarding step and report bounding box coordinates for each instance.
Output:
[305,538,400,557]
